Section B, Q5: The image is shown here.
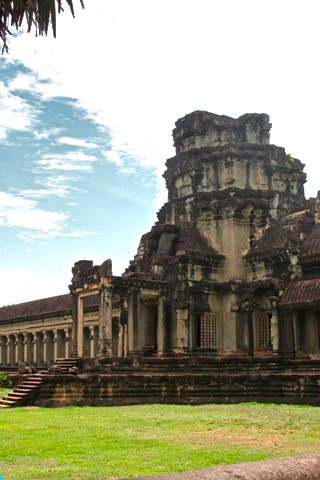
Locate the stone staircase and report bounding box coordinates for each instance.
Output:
[50,357,79,373]
[0,371,46,408]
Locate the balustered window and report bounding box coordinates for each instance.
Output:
[255,311,271,351]
[196,313,218,349]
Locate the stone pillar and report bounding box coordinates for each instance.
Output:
[270,297,279,355]
[0,336,6,365]
[118,325,124,357]
[71,292,78,357]
[128,288,141,354]
[89,326,95,358]
[14,334,19,364]
[0,337,3,365]
[6,336,11,365]
[119,297,128,357]
[34,332,44,365]
[94,326,99,356]
[157,295,166,355]
[53,330,58,362]
[23,333,28,363]
[42,331,48,364]
[64,328,70,358]
[278,310,295,357]
[77,296,84,358]
[98,286,113,356]
[16,334,23,362]
[241,301,254,355]
[174,308,188,353]
[124,324,128,357]
[33,333,38,365]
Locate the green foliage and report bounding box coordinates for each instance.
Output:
[0,371,10,387]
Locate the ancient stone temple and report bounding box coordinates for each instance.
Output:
[2,110,320,407]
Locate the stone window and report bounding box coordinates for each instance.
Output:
[196,313,217,349]
[255,311,271,351]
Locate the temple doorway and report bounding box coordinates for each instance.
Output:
[142,303,158,353]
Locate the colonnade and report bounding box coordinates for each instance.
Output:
[0,327,95,366]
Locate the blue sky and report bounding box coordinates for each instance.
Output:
[1,0,320,305]
[0,58,159,304]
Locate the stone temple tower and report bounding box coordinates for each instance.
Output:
[126,111,307,355]
[130,111,306,281]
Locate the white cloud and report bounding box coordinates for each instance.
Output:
[19,187,69,198]
[58,137,98,148]
[0,126,7,139]
[5,0,320,203]
[8,72,38,92]
[0,253,128,305]
[20,175,77,199]
[0,268,70,305]
[0,190,95,242]
[0,83,38,139]
[104,150,123,166]
[18,229,96,241]
[34,152,97,171]
[0,192,67,232]
[42,152,96,162]
[37,159,93,171]
[33,127,63,140]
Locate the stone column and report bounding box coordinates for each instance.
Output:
[119,297,128,357]
[157,295,166,355]
[23,333,28,363]
[278,310,295,357]
[6,336,11,365]
[124,324,128,357]
[77,296,84,358]
[0,336,6,365]
[71,292,78,357]
[118,325,124,357]
[64,328,70,358]
[241,301,254,355]
[174,308,188,353]
[89,326,95,358]
[98,286,113,356]
[53,330,58,362]
[128,288,141,354]
[14,334,19,364]
[270,297,279,355]
[33,333,38,365]
[42,331,48,364]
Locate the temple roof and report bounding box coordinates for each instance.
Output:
[247,210,315,259]
[280,278,320,308]
[300,224,320,265]
[0,294,99,323]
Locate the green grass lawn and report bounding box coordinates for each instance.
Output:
[0,403,320,480]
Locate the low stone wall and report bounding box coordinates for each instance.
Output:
[130,454,320,480]
[34,370,320,407]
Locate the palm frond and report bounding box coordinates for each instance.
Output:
[0,0,84,53]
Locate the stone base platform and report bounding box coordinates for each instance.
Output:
[10,356,319,407]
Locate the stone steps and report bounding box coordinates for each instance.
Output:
[50,357,79,374]
[0,371,47,408]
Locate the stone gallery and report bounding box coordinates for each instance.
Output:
[1,110,320,407]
